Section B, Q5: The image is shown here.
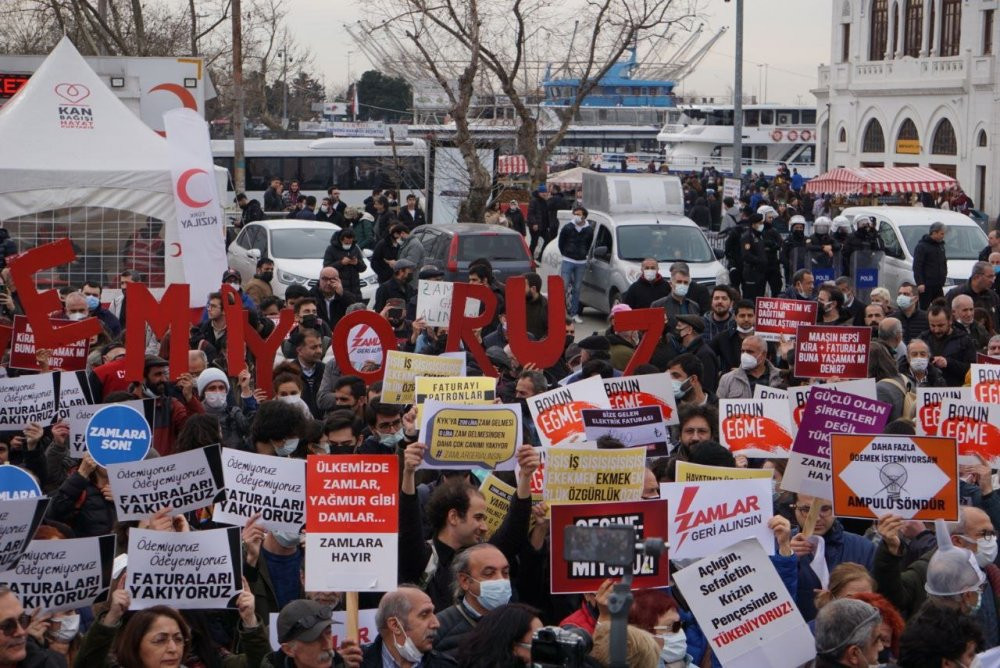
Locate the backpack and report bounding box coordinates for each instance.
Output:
[881,376,917,421]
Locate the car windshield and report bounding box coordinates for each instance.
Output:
[458,234,527,261]
[616,224,715,263]
[898,224,987,261]
[270,228,334,259]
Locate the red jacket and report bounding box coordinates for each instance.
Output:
[559,601,597,635]
[92,358,131,398]
[151,394,204,455]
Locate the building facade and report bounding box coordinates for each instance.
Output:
[814,0,998,214]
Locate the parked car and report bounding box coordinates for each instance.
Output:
[227,220,379,303]
[407,223,534,285]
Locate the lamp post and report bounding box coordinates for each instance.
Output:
[278,49,292,130]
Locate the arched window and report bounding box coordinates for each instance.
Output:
[839,127,848,143]
[931,119,957,154]
[978,129,988,147]
[904,0,923,56]
[870,0,889,59]
[940,0,961,56]
[897,118,919,141]
[862,119,885,152]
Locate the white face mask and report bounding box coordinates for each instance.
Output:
[909,356,929,373]
[740,352,759,371]
[643,269,657,282]
[573,216,585,226]
[53,614,80,643]
[66,312,87,321]
[203,391,228,409]
[736,325,754,335]
[975,535,998,568]
[673,283,689,298]
[275,438,299,457]
[342,243,352,250]
[391,619,424,663]
[657,630,688,663]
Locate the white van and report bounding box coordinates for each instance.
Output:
[540,172,727,314]
[842,206,988,296]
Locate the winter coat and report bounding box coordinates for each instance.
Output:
[352,217,377,251]
[399,206,427,229]
[307,285,360,330]
[370,237,400,284]
[622,275,671,309]
[433,602,479,656]
[717,362,785,399]
[47,471,116,538]
[323,238,368,298]
[240,199,266,225]
[506,206,526,235]
[263,187,283,212]
[897,307,929,344]
[919,326,977,386]
[791,521,876,621]
[361,637,457,668]
[557,222,593,262]
[912,234,949,288]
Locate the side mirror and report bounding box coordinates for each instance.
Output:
[594,245,610,260]
[247,248,261,260]
[713,248,725,260]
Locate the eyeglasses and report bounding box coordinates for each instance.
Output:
[376,418,403,431]
[794,504,834,516]
[654,621,684,634]
[329,439,357,449]
[0,614,30,636]
[959,530,998,542]
[279,606,332,643]
[146,633,187,648]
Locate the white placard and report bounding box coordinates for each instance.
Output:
[213,449,306,533]
[661,479,774,559]
[108,444,225,520]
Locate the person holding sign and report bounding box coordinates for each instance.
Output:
[0,585,66,668]
[46,452,115,538]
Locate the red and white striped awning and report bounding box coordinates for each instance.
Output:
[804,166,958,195]
[498,154,529,175]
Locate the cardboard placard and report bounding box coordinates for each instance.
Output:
[915,387,968,437]
[0,374,56,430]
[543,446,646,504]
[718,399,794,458]
[971,364,1000,404]
[674,461,774,483]
[781,387,891,499]
[831,434,958,520]
[527,376,611,447]
[753,386,788,401]
[582,407,669,455]
[793,325,871,379]
[662,478,774,559]
[549,500,669,594]
[938,399,1000,466]
[0,466,42,500]
[419,400,522,470]
[415,280,480,327]
[347,322,385,371]
[53,370,93,422]
[978,353,1000,365]
[754,298,818,343]
[602,374,679,426]
[381,350,465,405]
[305,455,398,592]
[0,497,50,573]
[213,448,306,533]
[85,403,152,467]
[787,378,877,427]
[107,445,226,521]
[66,399,155,458]
[126,527,242,610]
[414,375,496,423]
[672,539,816,668]
[0,534,115,614]
[479,473,516,539]
[9,315,89,372]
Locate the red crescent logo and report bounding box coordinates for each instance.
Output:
[176,168,211,208]
[170,243,182,257]
[149,83,198,111]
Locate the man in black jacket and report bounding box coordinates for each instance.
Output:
[322,228,367,298]
[398,193,427,229]
[527,187,549,258]
[623,258,671,308]
[433,544,512,656]
[371,224,407,284]
[263,178,283,212]
[739,214,768,299]
[894,282,929,344]
[913,222,949,309]
[558,206,594,323]
[362,587,455,667]
[308,266,359,331]
[373,259,416,314]
[235,193,265,227]
[920,303,976,386]
[506,200,526,236]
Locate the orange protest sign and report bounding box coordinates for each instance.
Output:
[831,434,958,521]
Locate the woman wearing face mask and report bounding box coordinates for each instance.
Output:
[454,603,544,668]
[249,399,307,458]
[272,371,312,422]
[628,589,695,667]
[194,368,257,451]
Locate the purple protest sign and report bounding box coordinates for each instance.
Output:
[780,387,891,499]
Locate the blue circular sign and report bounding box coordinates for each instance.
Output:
[85,404,152,467]
[0,464,42,500]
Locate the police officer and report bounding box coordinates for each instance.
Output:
[740,214,768,300]
[842,215,885,278]
[781,215,809,285]
[758,205,784,297]
[807,216,841,277]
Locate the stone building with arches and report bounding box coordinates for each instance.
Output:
[814,0,997,214]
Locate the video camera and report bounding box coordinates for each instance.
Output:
[530,625,592,668]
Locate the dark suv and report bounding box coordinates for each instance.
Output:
[410,224,534,285]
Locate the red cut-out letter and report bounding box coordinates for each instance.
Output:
[331,309,398,386]
[224,284,296,397]
[506,275,566,370]
[614,308,665,375]
[445,282,498,377]
[124,283,191,382]
[0,323,11,361]
[9,239,100,349]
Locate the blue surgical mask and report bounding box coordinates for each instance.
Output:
[673,283,689,298]
[380,429,404,448]
[85,295,100,311]
[657,630,688,664]
[994,265,1000,275]
[275,438,298,456]
[271,529,301,548]
[474,578,512,610]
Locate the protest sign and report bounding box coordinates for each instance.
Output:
[53,370,93,422]
[108,445,225,521]
[674,461,775,483]
[305,455,398,592]
[549,500,669,594]
[754,298,818,342]
[753,386,788,401]
[723,178,741,201]
[781,387,891,499]
[347,322,384,371]
[718,399,794,457]
[419,401,521,470]
[0,465,42,500]
[127,527,241,609]
[831,434,958,521]
[582,407,668,455]
[414,375,495,423]
[544,446,645,504]
[971,364,1000,404]
[788,378,877,427]
[85,403,152,467]
[0,373,56,429]
[527,376,611,447]
[479,473,516,538]
[0,534,115,614]
[662,479,774,559]
[66,399,155,458]
[268,610,379,651]
[9,315,89,372]
[214,449,306,533]
[381,350,465,404]
[793,325,871,379]
[415,280,480,327]
[979,353,1000,365]
[938,399,1000,466]
[672,539,815,668]
[0,497,49,573]
[915,387,968,436]
[602,374,679,426]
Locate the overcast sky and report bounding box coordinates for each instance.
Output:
[294,0,832,105]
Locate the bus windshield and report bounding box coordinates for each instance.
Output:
[271,228,332,259]
[617,224,715,263]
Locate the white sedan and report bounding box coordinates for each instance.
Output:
[227,219,378,304]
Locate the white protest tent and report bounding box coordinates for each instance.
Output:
[0,36,226,289]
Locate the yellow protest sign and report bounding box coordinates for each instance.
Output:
[479,473,516,538]
[419,400,522,470]
[414,376,496,423]
[543,447,645,504]
[381,351,464,404]
[674,461,774,482]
